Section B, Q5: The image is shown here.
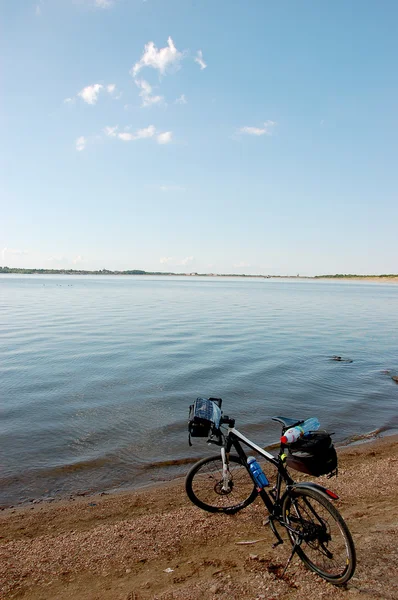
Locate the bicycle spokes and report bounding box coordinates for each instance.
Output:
[284,491,354,582]
[214,477,233,495]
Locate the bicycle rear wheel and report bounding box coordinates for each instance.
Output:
[185,454,257,513]
[282,486,356,585]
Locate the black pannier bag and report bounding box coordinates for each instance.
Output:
[286,431,338,477]
[188,397,222,444]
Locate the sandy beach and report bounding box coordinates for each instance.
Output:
[1,435,398,600]
[313,277,398,284]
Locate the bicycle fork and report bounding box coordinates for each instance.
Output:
[220,447,231,492]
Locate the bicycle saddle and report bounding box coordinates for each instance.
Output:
[272,416,304,428]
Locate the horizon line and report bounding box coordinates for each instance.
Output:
[1,267,398,279]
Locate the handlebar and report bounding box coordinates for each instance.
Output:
[220,415,235,427]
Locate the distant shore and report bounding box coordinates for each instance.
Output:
[315,275,398,283]
[1,267,398,283]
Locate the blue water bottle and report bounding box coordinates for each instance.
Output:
[247,456,269,489]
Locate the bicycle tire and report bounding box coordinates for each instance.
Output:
[282,486,356,585]
[185,454,257,513]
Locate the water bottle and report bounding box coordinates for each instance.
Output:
[280,417,320,444]
[247,457,269,489]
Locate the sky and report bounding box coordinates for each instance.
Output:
[1,0,398,276]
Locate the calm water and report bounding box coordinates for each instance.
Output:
[1,275,397,505]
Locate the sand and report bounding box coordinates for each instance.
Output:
[1,435,398,600]
[313,277,398,283]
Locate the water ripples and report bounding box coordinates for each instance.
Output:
[1,275,398,505]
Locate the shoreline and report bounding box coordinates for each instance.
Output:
[1,270,398,283]
[3,427,398,511]
[1,435,398,599]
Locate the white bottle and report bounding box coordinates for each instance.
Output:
[280,417,320,444]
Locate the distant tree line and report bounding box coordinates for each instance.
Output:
[0,267,167,276]
[0,267,271,278]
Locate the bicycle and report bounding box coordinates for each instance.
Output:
[185,407,356,586]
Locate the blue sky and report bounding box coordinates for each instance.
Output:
[1,0,398,275]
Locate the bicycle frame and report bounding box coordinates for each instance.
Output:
[223,425,292,516]
[220,424,339,545]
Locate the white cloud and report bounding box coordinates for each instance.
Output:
[132,37,183,77]
[135,125,156,139]
[76,136,86,151]
[178,256,194,266]
[78,84,103,105]
[104,125,118,137]
[135,79,164,107]
[106,83,122,98]
[135,79,151,95]
[238,121,277,136]
[1,247,29,263]
[78,125,173,150]
[239,127,266,136]
[234,261,251,268]
[104,124,156,142]
[157,131,172,145]
[175,94,187,105]
[159,256,194,267]
[73,255,84,265]
[143,94,163,107]
[118,132,134,142]
[95,0,113,8]
[35,0,45,16]
[194,50,207,70]
[72,83,120,105]
[47,255,68,264]
[159,184,185,192]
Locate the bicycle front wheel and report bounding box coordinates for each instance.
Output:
[185,454,257,513]
[282,487,356,585]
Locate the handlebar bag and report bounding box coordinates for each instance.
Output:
[188,397,222,441]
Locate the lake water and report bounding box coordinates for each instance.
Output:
[1,275,397,506]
